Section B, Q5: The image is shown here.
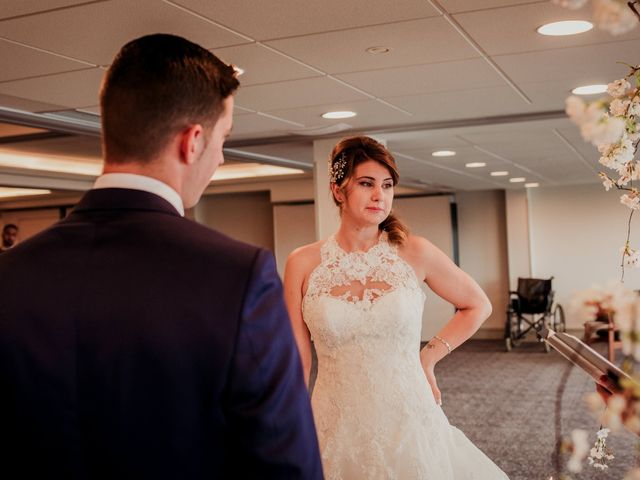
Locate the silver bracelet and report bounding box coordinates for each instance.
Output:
[428,335,452,355]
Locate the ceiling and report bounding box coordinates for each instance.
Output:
[0,0,637,194]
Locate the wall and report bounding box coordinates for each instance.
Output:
[528,183,640,328]
[393,195,455,340]
[195,191,275,252]
[456,190,510,337]
[273,202,316,276]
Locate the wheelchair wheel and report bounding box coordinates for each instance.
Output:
[505,310,521,351]
[552,304,566,333]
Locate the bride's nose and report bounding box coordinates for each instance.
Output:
[371,184,382,201]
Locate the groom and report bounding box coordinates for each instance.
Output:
[0,34,322,479]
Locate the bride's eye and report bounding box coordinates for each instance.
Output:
[359,181,372,187]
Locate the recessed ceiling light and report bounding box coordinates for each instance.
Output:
[233,66,245,76]
[432,150,456,157]
[322,111,357,119]
[366,46,392,55]
[525,182,540,188]
[571,84,607,95]
[537,20,593,36]
[490,171,509,176]
[466,162,486,168]
[510,177,526,183]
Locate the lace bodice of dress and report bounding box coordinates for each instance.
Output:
[302,232,426,358]
[304,232,423,307]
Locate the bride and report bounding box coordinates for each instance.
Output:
[283,136,509,479]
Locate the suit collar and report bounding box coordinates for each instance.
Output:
[72,188,183,217]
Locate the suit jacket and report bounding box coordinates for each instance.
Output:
[0,188,322,479]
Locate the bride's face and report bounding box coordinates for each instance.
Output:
[336,159,394,225]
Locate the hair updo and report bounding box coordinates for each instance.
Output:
[328,135,409,246]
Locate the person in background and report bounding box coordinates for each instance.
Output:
[0,223,18,253]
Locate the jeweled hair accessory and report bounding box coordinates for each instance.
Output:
[329,152,347,183]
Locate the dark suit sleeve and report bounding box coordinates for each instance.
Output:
[225,249,323,479]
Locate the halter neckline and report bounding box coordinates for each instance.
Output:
[328,231,389,256]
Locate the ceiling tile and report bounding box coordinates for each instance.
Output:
[229,113,301,139]
[234,142,314,166]
[454,2,640,56]
[457,127,562,146]
[0,68,104,109]
[0,92,68,113]
[0,0,251,66]
[213,44,321,86]
[0,39,90,82]
[440,0,546,14]
[235,76,369,112]
[335,58,506,97]
[171,0,439,40]
[265,17,479,74]
[385,131,473,151]
[0,0,88,20]
[264,99,413,130]
[384,85,548,122]
[494,39,640,84]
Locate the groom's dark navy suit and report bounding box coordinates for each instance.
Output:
[0,188,322,479]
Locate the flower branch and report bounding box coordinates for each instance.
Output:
[566,63,640,279]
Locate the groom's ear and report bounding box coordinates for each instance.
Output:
[179,124,204,166]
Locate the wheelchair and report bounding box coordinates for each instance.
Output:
[504,277,565,352]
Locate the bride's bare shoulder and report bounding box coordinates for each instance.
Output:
[399,234,434,260]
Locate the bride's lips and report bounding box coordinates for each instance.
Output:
[366,207,384,212]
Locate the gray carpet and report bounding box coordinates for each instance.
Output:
[437,339,638,479]
[311,339,638,479]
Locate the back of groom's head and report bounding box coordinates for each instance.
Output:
[100,34,239,163]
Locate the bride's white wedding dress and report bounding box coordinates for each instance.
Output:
[302,233,509,479]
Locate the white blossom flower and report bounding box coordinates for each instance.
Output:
[587,426,615,469]
[621,193,640,210]
[568,429,590,473]
[552,0,589,7]
[582,115,626,145]
[630,97,640,117]
[623,248,640,268]
[610,98,631,116]
[597,143,614,155]
[602,176,615,191]
[608,78,632,98]
[565,95,588,124]
[594,0,639,36]
[600,136,636,172]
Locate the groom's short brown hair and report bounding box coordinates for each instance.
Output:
[100,33,239,163]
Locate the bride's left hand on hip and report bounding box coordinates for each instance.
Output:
[423,365,442,406]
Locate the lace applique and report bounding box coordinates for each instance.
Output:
[304,232,422,309]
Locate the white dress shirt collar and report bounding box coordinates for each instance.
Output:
[92,173,185,216]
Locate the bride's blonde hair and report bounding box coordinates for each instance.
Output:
[329,136,409,246]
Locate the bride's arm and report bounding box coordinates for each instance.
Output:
[283,248,314,388]
[405,236,492,404]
